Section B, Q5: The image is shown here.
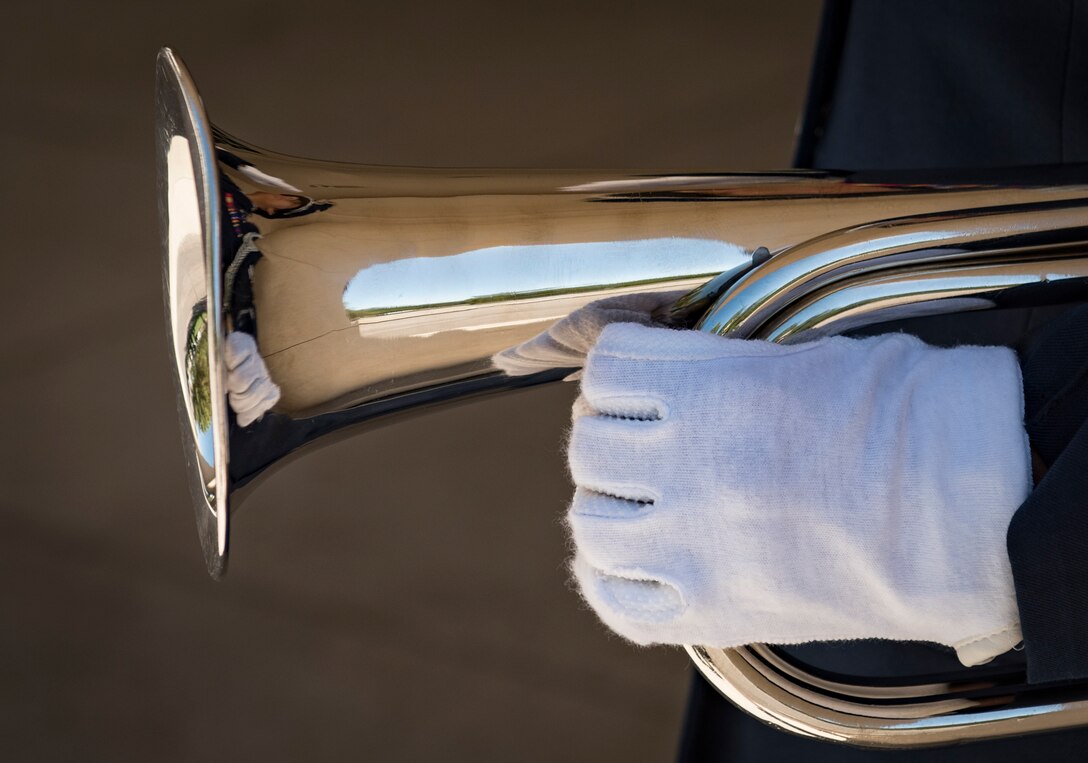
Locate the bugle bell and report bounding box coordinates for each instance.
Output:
[157,46,1088,746]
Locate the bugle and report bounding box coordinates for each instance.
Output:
[157,47,1088,746]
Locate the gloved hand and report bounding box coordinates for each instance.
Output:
[492,290,685,378]
[567,324,1031,666]
[224,331,281,427]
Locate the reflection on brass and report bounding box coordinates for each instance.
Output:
[157,46,1088,747]
[184,307,211,437]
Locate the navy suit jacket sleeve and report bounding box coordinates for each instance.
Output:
[1009,306,1088,683]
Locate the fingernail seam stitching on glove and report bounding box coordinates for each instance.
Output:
[574,485,657,515]
[593,569,687,620]
[575,485,658,509]
[599,412,662,422]
[590,396,668,422]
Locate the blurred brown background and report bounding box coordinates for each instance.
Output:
[0,2,818,760]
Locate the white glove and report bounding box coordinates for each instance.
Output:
[224,331,281,427]
[568,324,1031,666]
[492,290,685,378]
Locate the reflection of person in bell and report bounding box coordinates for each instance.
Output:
[249,191,334,219]
[216,146,334,220]
[217,171,303,428]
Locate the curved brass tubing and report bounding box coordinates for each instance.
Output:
[689,206,1088,747]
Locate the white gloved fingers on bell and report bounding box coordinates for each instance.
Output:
[570,553,686,642]
[491,290,688,376]
[581,289,685,319]
[230,378,281,427]
[223,331,280,427]
[225,349,265,395]
[229,375,278,414]
[492,333,583,376]
[224,330,258,370]
[546,290,683,354]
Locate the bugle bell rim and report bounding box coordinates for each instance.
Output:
[156,47,231,578]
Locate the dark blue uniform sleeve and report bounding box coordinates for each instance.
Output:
[1009,304,1088,683]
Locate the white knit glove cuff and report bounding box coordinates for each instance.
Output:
[568,324,1030,666]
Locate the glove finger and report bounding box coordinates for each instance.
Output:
[546,290,686,357]
[516,332,586,365]
[229,373,275,411]
[547,304,651,357]
[585,290,685,315]
[223,331,257,371]
[568,414,668,494]
[492,334,583,376]
[231,380,281,427]
[492,290,687,377]
[226,351,264,394]
[232,377,280,413]
[571,552,685,635]
[567,487,674,571]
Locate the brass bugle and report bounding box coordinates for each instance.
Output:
[158,47,1088,746]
